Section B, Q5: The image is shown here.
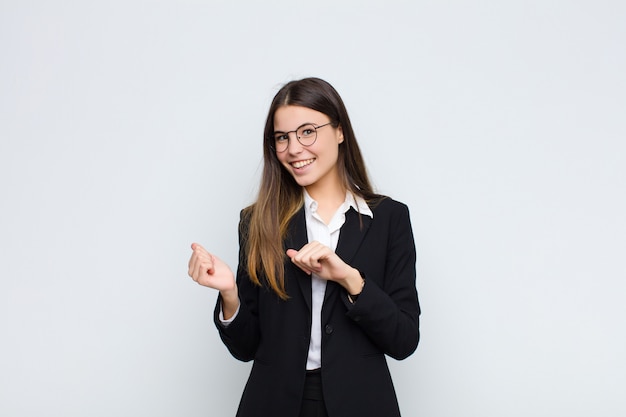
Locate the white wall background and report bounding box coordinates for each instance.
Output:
[1,1,625,416]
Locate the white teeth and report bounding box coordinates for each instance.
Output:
[292,159,315,168]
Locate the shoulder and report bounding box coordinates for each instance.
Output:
[368,195,410,217]
[237,205,254,238]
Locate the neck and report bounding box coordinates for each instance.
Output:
[306,180,345,203]
[305,182,346,223]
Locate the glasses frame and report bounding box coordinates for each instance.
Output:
[271,122,333,153]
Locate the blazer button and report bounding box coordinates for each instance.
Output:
[325,324,333,334]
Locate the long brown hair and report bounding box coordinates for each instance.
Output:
[244,77,379,299]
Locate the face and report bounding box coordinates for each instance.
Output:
[273,105,344,195]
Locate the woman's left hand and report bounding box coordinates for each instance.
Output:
[286,241,363,294]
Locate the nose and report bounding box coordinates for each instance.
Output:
[286,132,303,154]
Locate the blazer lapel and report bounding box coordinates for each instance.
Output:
[335,207,372,263]
[325,207,372,303]
[285,207,312,311]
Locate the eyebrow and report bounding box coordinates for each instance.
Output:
[272,122,318,134]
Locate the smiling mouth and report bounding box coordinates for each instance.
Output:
[291,158,315,169]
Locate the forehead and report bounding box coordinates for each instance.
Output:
[273,105,328,130]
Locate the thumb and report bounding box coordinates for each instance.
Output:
[286,249,298,259]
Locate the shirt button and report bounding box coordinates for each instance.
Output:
[325,325,334,334]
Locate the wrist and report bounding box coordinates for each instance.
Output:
[220,286,239,305]
[344,268,365,296]
[220,287,240,320]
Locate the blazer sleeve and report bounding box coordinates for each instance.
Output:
[344,201,420,360]
[213,212,260,362]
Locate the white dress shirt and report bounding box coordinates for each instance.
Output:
[303,190,373,370]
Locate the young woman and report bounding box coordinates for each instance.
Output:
[188,77,420,417]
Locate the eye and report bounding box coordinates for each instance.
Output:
[274,134,289,142]
[300,128,315,137]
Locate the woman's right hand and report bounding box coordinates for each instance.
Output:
[188,243,236,293]
[188,243,239,320]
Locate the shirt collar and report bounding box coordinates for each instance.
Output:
[303,189,373,218]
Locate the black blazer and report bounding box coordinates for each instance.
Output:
[214,197,420,417]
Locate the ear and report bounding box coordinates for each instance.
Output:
[337,125,344,144]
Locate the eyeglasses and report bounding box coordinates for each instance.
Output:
[271,122,333,153]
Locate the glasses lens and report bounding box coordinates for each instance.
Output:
[273,133,289,152]
[297,124,317,146]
